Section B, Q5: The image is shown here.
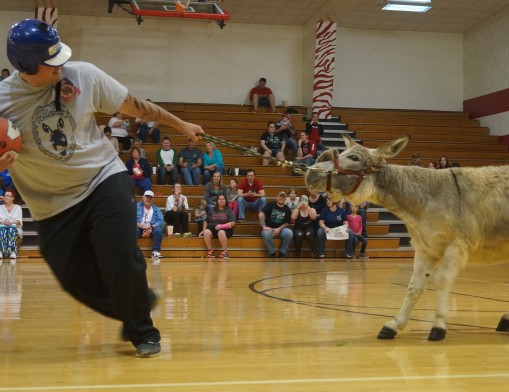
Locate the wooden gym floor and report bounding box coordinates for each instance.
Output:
[1,258,509,391]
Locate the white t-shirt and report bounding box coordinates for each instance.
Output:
[108,116,129,137]
[166,194,189,211]
[160,149,176,165]
[0,61,128,220]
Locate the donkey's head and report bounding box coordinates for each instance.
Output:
[305,134,409,202]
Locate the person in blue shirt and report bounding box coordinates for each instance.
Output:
[316,197,355,259]
[202,141,225,184]
[136,190,164,259]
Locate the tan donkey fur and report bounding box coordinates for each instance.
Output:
[305,134,509,341]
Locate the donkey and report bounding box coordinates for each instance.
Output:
[305,134,509,341]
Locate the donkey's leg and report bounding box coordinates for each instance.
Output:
[427,244,468,341]
[378,251,433,339]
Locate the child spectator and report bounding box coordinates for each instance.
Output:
[284,188,300,211]
[347,205,369,259]
[194,199,208,235]
[225,179,239,219]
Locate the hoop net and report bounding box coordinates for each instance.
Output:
[175,0,191,11]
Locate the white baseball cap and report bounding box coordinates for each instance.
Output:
[143,190,155,197]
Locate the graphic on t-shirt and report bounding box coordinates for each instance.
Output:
[270,208,287,225]
[32,103,76,161]
[60,77,81,103]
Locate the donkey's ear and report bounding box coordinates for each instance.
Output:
[316,147,339,164]
[376,135,410,158]
[343,134,360,149]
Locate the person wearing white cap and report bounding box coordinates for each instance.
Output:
[136,191,164,259]
[0,19,205,357]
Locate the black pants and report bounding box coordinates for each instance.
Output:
[164,210,189,234]
[293,224,317,254]
[36,172,160,347]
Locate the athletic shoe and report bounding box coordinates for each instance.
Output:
[10,252,16,259]
[0,252,3,259]
[359,253,369,260]
[151,251,162,258]
[173,233,181,237]
[183,232,192,237]
[135,341,161,358]
[346,254,355,259]
[206,249,215,258]
[268,252,276,258]
[237,219,244,223]
[278,253,287,259]
[220,250,229,259]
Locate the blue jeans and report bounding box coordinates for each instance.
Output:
[131,177,152,194]
[203,164,225,184]
[137,226,163,252]
[238,197,267,220]
[282,136,298,157]
[261,227,293,256]
[138,124,161,144]
[317,227,355,256]
[295,157,315,167]
[180,166,201,185]
[352,234,368,254]
[157,166,179,185]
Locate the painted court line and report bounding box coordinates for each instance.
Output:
[2,373,509,391]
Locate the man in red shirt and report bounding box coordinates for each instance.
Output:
[237,169,267,222]
[249,77,276,113]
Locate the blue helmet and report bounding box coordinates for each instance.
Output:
[7,19,72,75]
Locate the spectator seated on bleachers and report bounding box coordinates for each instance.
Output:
[292,194,318,258]
[125,147,152,194]
[249,77,276,113]
[275,108,298,157]
[260,121,285,166]
[0,189,23,260]
[108,112,131,152]
[294,131,317,167]
[259,191,293,258]
[203,141,225,184]
[135,99,160,143]
[237,169,267,223]
[131,138,146,159]
[347,204,369,259]
[305,112,327,154]
[103,126,119,154]
[136,190,164,259]
[204,171,227,213]
[156,137,179,185]
[164,183,191,238]
[178,138,203,186]
[200,194,235,259]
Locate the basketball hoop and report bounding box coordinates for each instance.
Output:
[175,0,191,12]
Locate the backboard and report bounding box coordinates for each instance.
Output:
[129,0,230,28]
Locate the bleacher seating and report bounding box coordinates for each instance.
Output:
[18,103,509,260]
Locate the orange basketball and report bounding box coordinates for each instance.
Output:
[0,117,23,157]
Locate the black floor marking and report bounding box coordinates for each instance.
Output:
[248,270,501,331]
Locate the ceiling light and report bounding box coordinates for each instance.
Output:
[382,0,432,13]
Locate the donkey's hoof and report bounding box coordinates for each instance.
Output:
[377,326,397,339]
[496,317,509,332]
[428,327,446,341]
